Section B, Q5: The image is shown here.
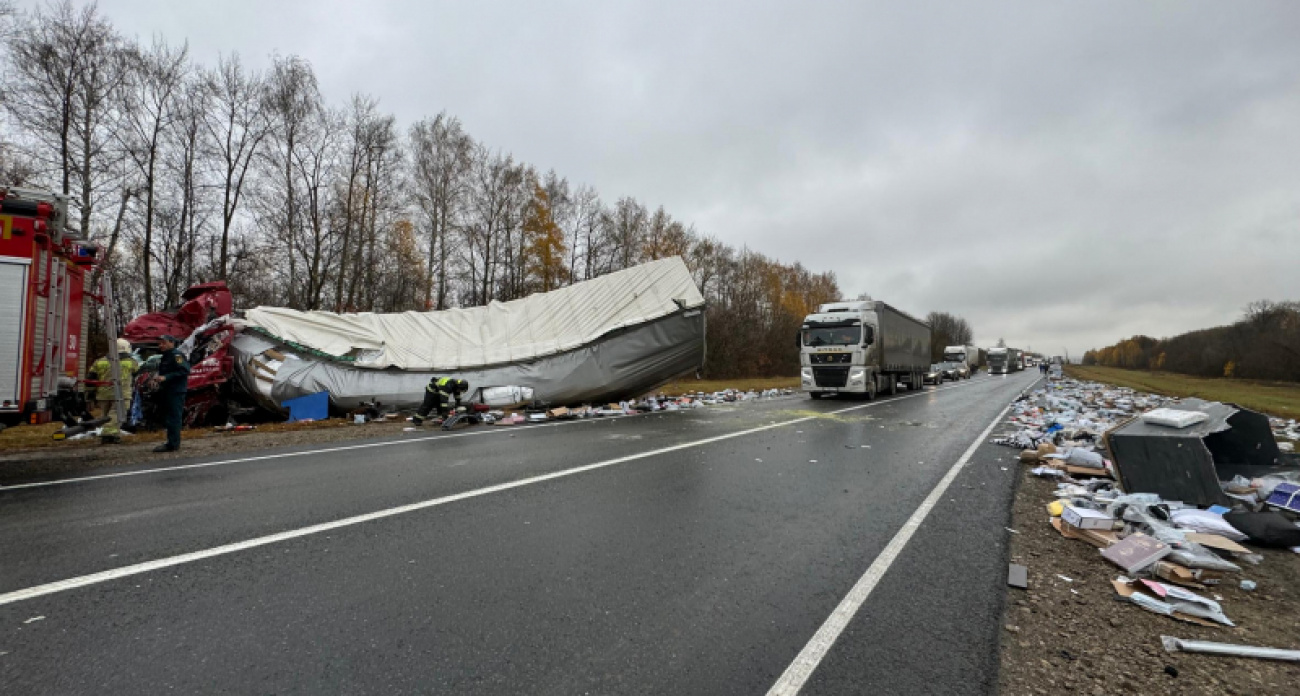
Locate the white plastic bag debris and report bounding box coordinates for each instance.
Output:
[480,386,535,408]
[1169,509,1249,541]
[1161,636,1300,662]
[1141,408,1210,429]
[1063,448,1104,469]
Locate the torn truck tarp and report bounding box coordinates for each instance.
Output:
[1107,398,1284,507]
[230,258,707,411]
[241,257,705,370]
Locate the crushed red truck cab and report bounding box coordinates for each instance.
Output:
[0,187,100,426]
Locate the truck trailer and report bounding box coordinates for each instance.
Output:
[942,344,982,375]
[799,300,930,399]
[988,347,1024,375]
[0,186,101,425]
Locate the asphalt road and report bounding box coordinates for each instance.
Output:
[1,371,1040,695]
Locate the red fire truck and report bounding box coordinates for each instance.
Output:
[0,186,101,426]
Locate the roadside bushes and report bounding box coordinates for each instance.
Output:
[1083,301,1300,382]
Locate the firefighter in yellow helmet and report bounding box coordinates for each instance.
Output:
[87,338,138,443]
[411,377,469,425]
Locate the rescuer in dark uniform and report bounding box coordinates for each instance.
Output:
[411,377,469,425]
[152,334,190,452]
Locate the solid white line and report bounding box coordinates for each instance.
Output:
[1,376,995,492]
[0,417,602,492]
[765,377,1038,696]
[0,378,998,607]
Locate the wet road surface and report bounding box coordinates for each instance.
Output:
[1,372,1039,694]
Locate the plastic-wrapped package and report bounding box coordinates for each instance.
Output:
[1169,509,1249,541]
[1141,408,1210,428]
[480,386,535,407]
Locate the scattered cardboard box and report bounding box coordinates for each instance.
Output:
[1101,533,1171,573]
[1062,505,1112,531]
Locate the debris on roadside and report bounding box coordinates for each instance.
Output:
[1008,563,1028,589]
[1161,636,1300,662]
[996,376,1300,657]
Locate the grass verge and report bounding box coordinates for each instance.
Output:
[1064,365,1300,420]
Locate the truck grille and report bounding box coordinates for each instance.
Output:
[813,366,850,388]
[810,353,852,365]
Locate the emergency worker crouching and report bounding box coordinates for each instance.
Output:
[412,377,469,425]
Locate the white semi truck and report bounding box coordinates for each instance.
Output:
[799,300,931,399]
[942,344,982,376]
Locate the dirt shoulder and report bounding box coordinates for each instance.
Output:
[998,465,1300,696]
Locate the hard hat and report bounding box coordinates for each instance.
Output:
[116,338,132,354]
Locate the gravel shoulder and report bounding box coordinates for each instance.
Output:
[998,467,1300,696]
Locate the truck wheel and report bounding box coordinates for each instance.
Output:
[888,376,898,396]
[810,391,824,400]
[866,379,877,401]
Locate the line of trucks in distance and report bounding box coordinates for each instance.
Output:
[797,300,1036,400]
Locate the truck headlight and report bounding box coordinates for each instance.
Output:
[848,367,866,384]
[801,367,813,383]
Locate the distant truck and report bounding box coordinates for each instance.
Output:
[799,300,931,399]
[988,347,1024,375]
[942,344,982,375]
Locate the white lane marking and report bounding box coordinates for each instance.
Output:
[766,378,1037,696]
[0,378,1005,606]
[0,418,605,492]
[1,376,1000,492]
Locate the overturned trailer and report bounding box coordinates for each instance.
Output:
[230,257,706,413]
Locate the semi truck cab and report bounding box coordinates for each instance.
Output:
[799,305,875,396]
[799,300,930,399]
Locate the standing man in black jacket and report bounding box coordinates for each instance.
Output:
[152,335,190,452]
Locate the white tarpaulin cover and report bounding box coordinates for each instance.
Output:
[242,257,705,370]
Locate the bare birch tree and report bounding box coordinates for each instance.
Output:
[202,53,268,279]
[410,112,472,309]
[117,36,189,310]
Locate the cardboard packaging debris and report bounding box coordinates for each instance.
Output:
[1051,517,1119,548]
[1062,505,1113,530]
[1111,578,1232,627]
[1183,532,1251,555]
[1152,561,1207,589]
[1101,533,1171,573]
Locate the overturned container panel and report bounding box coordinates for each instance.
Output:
[1107,398,1286,507]
[231,257,706,411]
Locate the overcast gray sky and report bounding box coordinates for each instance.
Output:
[90,0,1299,358]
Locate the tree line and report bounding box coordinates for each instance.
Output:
[1082,301,1300,382]
[0,1,845,379]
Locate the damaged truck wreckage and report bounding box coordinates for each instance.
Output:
[123,257,707,423]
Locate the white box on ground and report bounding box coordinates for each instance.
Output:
[1062,505,1112,530]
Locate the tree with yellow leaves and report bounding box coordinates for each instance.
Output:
[522,183,570,293]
